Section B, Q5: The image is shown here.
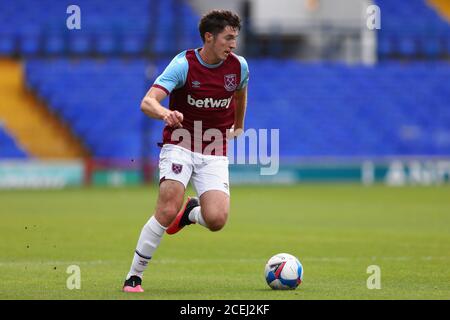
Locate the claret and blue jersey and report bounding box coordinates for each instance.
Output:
[152,48,249,155]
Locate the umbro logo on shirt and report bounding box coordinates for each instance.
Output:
[192,81,201,88]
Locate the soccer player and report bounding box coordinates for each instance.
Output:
[123,10,249,292]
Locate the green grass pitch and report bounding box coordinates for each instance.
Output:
[0,184,449,299]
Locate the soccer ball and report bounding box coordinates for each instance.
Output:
[264,253,303,290]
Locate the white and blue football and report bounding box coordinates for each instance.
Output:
[264,253,303,290]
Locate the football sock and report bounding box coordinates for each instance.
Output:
[126,215,166,280]
[188,206,207,227]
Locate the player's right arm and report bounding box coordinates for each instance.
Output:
[140,87,183,128]
[140,50,188,128]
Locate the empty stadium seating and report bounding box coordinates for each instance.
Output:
[376,0,450,58]
[25,59,450,159]
[2,0,449,60]
[0,0,200,56]
[0,125,27,158]
[247,60,450,156]
[4,1,448,159]
[25,59,160,159]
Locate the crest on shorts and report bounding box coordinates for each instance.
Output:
[224,74,237,91]
[172,163,183,174]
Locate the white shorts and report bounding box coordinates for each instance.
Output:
[159,144,230,197]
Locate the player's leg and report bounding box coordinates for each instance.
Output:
[166,195,201,234]
[123,180,185,292]
[169,154,230,232]
[166,189,229,234]
[198,190,229,231]
[167,154,230,234]
[154,180,186,226]
[124,144,192,292]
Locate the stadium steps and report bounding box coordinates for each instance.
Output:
[428,0,450,22]
[0,58,88,159]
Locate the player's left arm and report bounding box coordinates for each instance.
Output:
[229,55,249,138]
[232,86,247,137]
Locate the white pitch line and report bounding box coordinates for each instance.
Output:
[0,256,448,267]
[0,260,108,267]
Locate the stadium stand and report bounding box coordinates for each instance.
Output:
[376,0,450,58]
[0,0,200,56]
[24,59,157,159]
[25,59,450,158]
[2,0,449,160]
[0,57,87,159]
[0,125,27,158]
[248,60,450,156]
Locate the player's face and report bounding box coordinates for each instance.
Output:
[213,26,239,61]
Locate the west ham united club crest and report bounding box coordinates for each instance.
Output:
[224,74,237,91]
[172,163,183,174]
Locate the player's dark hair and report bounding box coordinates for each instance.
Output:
[199,10,241,43]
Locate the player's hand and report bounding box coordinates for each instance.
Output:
[226,125,244,139]
[163,110,184,128]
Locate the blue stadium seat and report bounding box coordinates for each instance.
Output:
[69,33,91,54]
[95,33,116,54]
[0,33,15,54]
[398,37,417,56]
[45,32,66,55]
[0,126,28,158]
[422,37,441,58]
